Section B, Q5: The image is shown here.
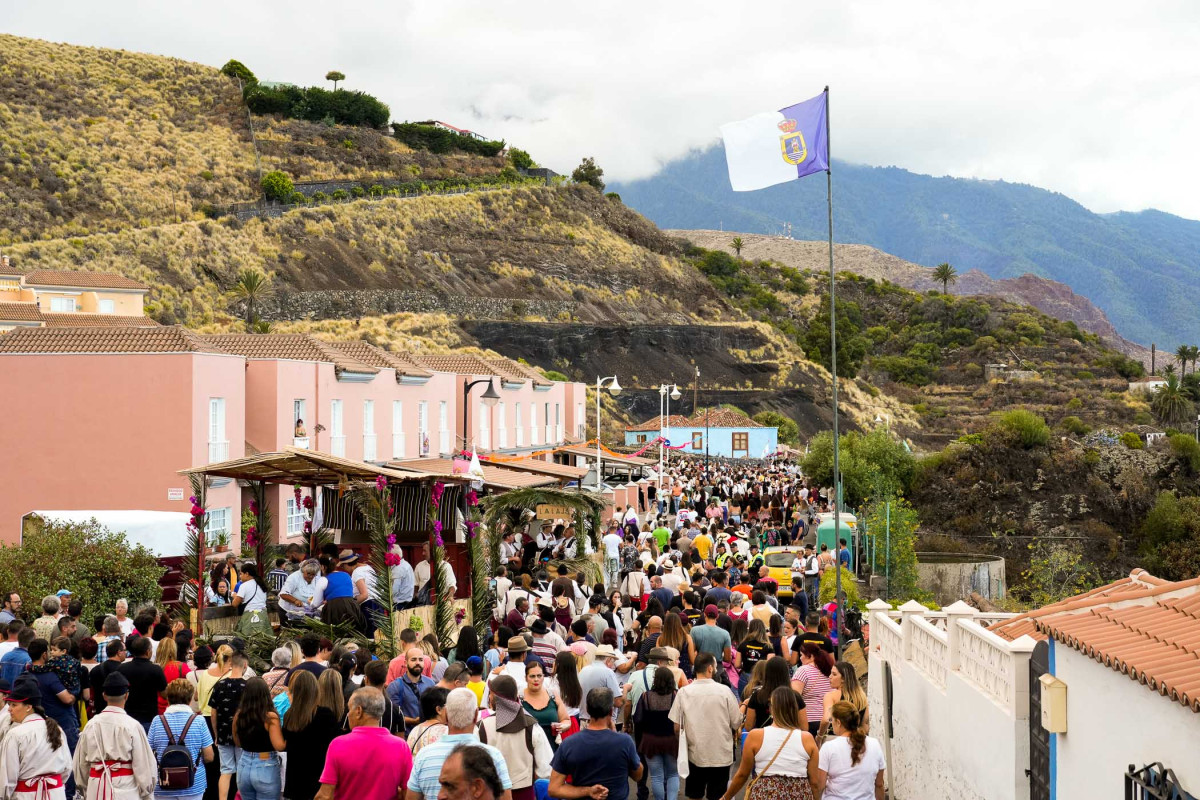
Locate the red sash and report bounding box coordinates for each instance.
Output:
[89,760,133,778]
[14,773,63,799]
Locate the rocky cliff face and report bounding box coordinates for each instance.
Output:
[670,230,1153,366]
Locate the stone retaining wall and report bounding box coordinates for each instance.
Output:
[260,289,578,321]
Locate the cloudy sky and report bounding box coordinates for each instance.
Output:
[5,1,1199,218]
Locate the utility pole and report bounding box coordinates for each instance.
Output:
[693,366,699,415]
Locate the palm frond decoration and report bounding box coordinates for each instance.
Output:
[246,481,273,578]
[351,484,398,659]
[429,480,455,649]
[181,474,208,625]
[480,486,607,567]
[549,555,603,587]
[464,492,490,638]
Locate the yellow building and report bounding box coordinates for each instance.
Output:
[0,263,154,331]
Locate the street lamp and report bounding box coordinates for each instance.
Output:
[462,378,500,453]
[595,375,622,490]
[874,413,890,433]
[659,384,682,500]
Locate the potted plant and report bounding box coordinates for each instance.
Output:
[212,529,230,553]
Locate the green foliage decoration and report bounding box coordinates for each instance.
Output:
[351,483,398,658]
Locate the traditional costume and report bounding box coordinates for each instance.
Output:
[0,677,73,800]
[72,673,156,800]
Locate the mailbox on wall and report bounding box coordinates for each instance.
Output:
[1038,673,1067,733]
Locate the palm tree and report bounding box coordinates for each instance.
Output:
[731,237,744,258]
[933,262,958,294]
[1175,345,1189,375]
[1152,373,1194,426]
[1188,345,1199,375]
[230,269,273,329]
[1164,364,1177,377]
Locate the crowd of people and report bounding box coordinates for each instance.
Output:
[0,458,882,800]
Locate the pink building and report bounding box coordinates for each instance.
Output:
[0,327,587,546]
[0,327,245,546]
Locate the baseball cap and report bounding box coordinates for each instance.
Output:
[704,604,719,618]
[56,589,73,597]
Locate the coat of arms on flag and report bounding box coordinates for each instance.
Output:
[779,119,807,165]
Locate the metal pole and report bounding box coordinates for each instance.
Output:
[825,85,844,656]
[659,388,665,500]
[885,500,891,601]
[596,377,603,490]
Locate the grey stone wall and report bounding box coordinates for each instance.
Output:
[260,289,578,321]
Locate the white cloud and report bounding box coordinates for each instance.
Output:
[3,0,1198,217]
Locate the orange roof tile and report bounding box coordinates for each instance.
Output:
[41,313,159,328]
[485,358,551,386]
[993,569,1200,713]
[416,353,504,377]
[626,408,765,431]
[627,414,692,432]
[21,269,148,291]
[323,340,432,379]
[389,458,557,489]
[0,302,44,323]
[0,325,226,354]
[204,334,378,375]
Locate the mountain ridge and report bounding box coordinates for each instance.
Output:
[611,146,1200,349]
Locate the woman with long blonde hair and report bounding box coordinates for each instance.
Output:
[820,661,869,737]
[154,637,191,714]
[196,644,232,715]
[316,667,345,724]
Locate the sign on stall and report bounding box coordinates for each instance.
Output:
[536,504,574,520]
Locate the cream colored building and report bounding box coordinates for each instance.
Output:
[0,264,152,331]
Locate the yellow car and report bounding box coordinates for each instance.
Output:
[764,546,805,599]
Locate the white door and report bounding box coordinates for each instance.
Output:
[418,401,429,455]
[439,401,450,453]
[330,400,345,456]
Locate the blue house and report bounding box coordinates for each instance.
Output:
[624,408,778,459]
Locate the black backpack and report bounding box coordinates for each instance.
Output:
[157,713,200,790]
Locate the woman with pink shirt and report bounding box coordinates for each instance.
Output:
[793,643,834,737]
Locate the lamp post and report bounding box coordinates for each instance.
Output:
[874,413,890,434]
[659,383,682,500]
[462,377,500,453]
[594,375,622,490]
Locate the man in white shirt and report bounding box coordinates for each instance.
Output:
[602,527,623,590]
[279,559,324,620]
[659,560,683,595]
[413,544,459,596]
[390,547,415,609]
[499,531,522,573]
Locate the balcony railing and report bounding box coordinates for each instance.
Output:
[331,435,346,457]
[393,432,406,459]
[208,440,229,463]
[292,436,310,450]
[439,429,451,454]
[363,434,377,462]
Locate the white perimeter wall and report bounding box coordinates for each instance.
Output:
[869,649,1030,800]
[1053,642,1200,799]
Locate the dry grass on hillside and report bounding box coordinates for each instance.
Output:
[0,34,259,243]
[8,187,733,327]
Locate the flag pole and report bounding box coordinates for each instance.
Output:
[824,85,843,657]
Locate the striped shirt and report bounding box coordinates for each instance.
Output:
[407,733,511,799]
[793,664,832,722]
[148,705,214,798]
[531,633,564,667]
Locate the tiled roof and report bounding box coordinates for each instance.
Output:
[478,456,588,480]
[41,313,159,328]
[486,358,552,386]
[0,325,226,354]
[626,409,766,431]
[627,414,692,432]
[21,269,148,291]
[324,340,432,378]
[389,458,557,490]
[416,353,503,377]
[0,302,44,323]
[993,569,1200,713]
[204,334,378,375]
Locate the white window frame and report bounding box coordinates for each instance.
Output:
[478,399,490,450]
[208,398,227,462]
[418,401,429,456]
[205,507,231,540]
[392,400,405,459]
[285,498,305,536]
[497,401,507,449]
[363,400,376,461]
[330,399,345,457]
[438,401,450,454]
[515,403,524,447]
[98,299,115,314]
[49,297,76,313]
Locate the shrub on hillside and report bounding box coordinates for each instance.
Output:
[571,157,605,191]
[1138,492,1200,580]
[246,85,389,127]
[1060,415,1090,436]
[1168,433,1200,474]
[0,518,163,626]
[261,170,294,201]
[220,59,257,85]
[542,370,569,382]
[509,147,535,169]
[1120,431,1144,449]
[996,409,1050,448]
[391,123,505,156]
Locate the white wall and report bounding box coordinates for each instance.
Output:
[1053,642,1200,799]
[869,649,1030,800]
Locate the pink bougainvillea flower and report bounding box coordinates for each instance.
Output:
[387,534,397,546]
[190,504,204,516]
[303,520,312,534]
[435,534,444,547]
[433,520,442,534]
[466,490,478,507]
[385,552,402,566]
[375,475,387,491]
[189,496,198,505]
[302,496,315,510]
[249,500,259,514]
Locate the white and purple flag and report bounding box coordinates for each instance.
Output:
[720,91,829,192]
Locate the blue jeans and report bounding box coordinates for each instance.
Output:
[237,752,282,800]
[647,753,679,800]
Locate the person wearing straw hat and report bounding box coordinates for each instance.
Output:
[0,675,73,800]
[72,672,157,800]
[577,645,623,727]
[478,676,552,800]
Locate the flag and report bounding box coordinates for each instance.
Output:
[720,91,829,192]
